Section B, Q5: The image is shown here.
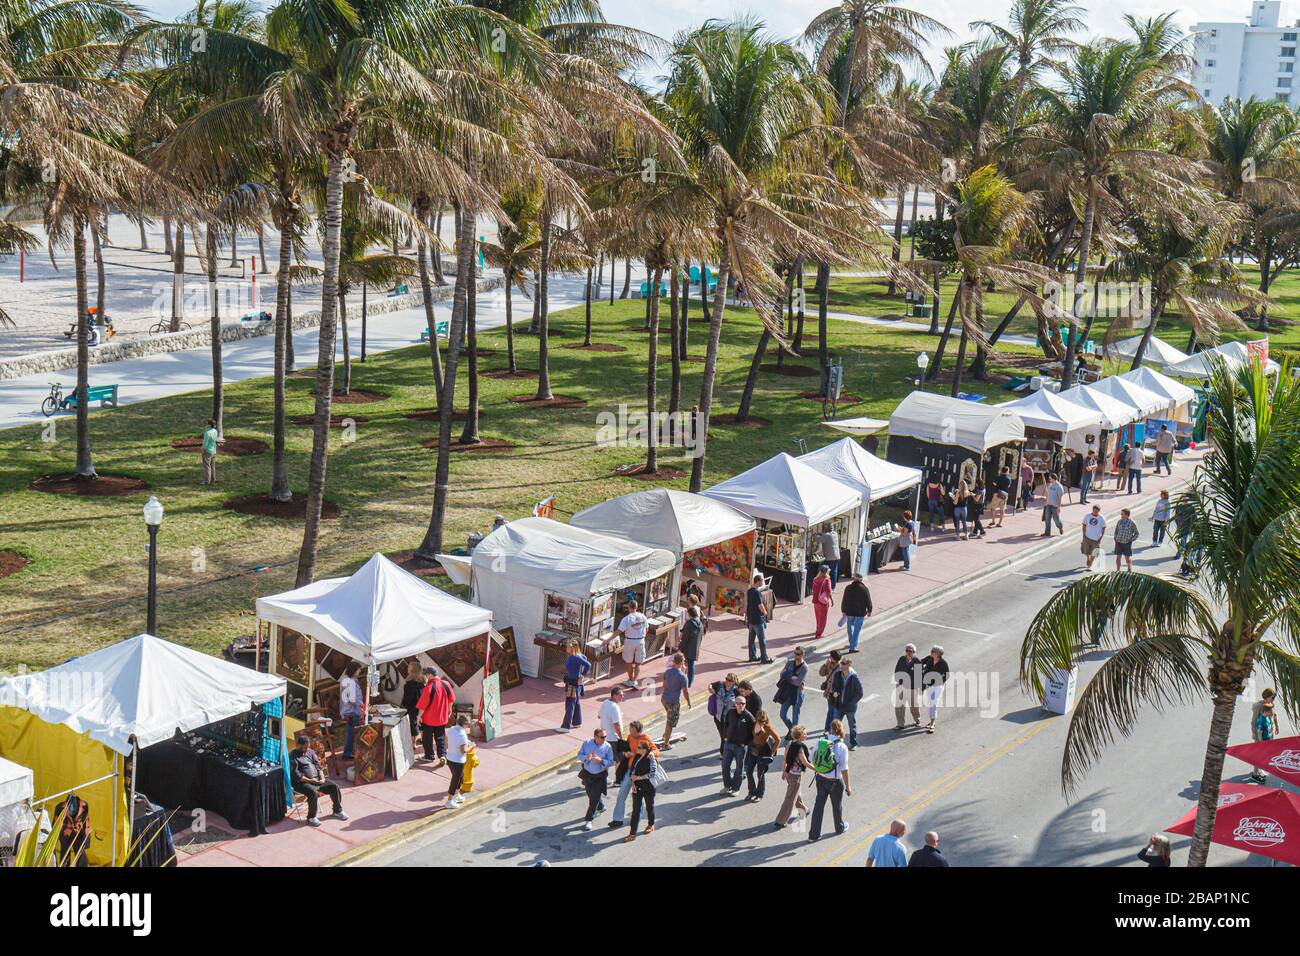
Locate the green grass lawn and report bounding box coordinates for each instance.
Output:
[0,291,1043,669]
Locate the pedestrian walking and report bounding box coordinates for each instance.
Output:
[609,720,658,827]
[1256,702,1278,747]
[818,525,842,586]
[577,728,614,830]
[598,686,625,742]
[400,661,425,740]
[624,740,660,842]
[1041,474,1065,537]
[895,511,919,570]
[1113,508,1140,572]
[1019,459,1035,511]
[831,657,864,749]
[970,479,987,538]
[616,600,648,689]
[1137,834,1171,866]
[950,480,970,539]
[893,643,922,730]
[820,650,843,735]
[679,605,704,685]
[990,468,1011,526]
[339,662,362,761]
[866,819,909,867]
[1079,451,1097,504]
[416,666,455,764]
[738,679,763,721]
[774,646,808,737]
[1154,424,1175,475]
[775,726,813,829]
[720,695,756,795]
[745,710,779,801]
[557,639,591,732]
[658,652,691,750]
[200,418,220,485]
[710,673,741,754]
[1250,688,1278,782]
[838,573,873,652]
[924,476,946,530]
[443,714,473,809]
[922,646,949,733]
[746,573,772,663]
[1152,489,1172,545]
[811,564,833,638]
[1125,442,1145,494]
[909,831,950,867]
[807,719,851,842]
[1081,504,1106,571]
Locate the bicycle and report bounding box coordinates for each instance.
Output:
[41,382,65,417]
[148,318,192,334]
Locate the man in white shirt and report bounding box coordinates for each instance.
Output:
[617,600,649,689]
[1041,474,1065,537]
[1080,504,1107,571]
[598,686,625,740]
[1154,425,1175,475]
[1126,443,1145,494]
[808,721,852,842]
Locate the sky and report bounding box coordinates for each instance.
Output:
[134,0,1273,77]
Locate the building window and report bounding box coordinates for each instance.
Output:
[1285,32,1298,41]
[1277,92,1291,101]
[1279,77,1293,88]
[1207,59,1217,67]
[1205,89,1213,96]
[1211,29,1218,37]
[1284,62,1295,72]
[1285,47,1297,56]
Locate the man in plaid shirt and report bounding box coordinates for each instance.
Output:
[1113,508,1140,571]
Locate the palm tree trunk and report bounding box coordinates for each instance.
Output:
[680,259,691,356]
[417,210,444,397]
[338,288,351,395]
[295,148,347,587]
[1188,691,1239,867]
[699,260,710,319]
[92,225,106,323]
[887,187,905,295]
[621,257,631,299]
[284,280,295,371]
[908,186,920,261]
[816,261,830,391]
[229,226,239,267]
[459,270,480,444]
[669,261,682,415]
[736,328,771,423]
[583,263,593,346]
[164,216,173,258]
[837,27,860,124]
[950,285,972,398]
[504,274,517,373]
[930,288,961,379]
[974,295,1027,377]
[270,213,293,502]
[793,263,805,351]
[1063,181,1098,389]
[530,271,541,333]
[139,217,149,251]
[415,200,475,561]
[645,264,662,474]
[609,255,616,305]
[432,209,446,285]
[1130,294,1167,370]
[1258,238,1274,333]
[535,209,554,401]
[170,221,185,331]
[258,224,268,273]
[596,253,604,287]
[689,235,731,493]
[72,213,95,479]
[207,226,224,433]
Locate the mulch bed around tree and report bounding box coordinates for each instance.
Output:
[482,368,539,379]
[761,363,820,377]
[385,550,446,578]
[223,494,341,519]
[613,463,687,481]
[171,436,268,456]
[800,391,863,405]
[31,473,150,496]
[421,437,517,453]
[403,408,485,422]
[289,414,369,427]
[709,414,771,428]
[0,551,31,579]
[440,347,497,356]
[563,343,627,353]
[309,388,389,404]
[507,394,588,409]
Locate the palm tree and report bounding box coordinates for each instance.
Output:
[971,0,1083,143]
[1020,360,1300,866]
[482,188,542,372]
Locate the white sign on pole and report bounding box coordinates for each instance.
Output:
[1044,668,1078,715]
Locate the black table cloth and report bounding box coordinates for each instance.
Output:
[137,740,285,836]
[868,535,901,573]
[129,800,177,867]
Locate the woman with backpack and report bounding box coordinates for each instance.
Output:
[811,565,833,638]
[807,719,852,843]
[774,725,813,829]
[745,710,779,801]
[625,739,660,842]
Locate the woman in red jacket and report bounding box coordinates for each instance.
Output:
[416,666,456,766]
[811,565,833,638]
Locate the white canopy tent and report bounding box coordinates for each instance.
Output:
[1086,374,1169,418]
[0,755,35,860]
[998,389,1104,452]
[821,416,890,437]
[888,391,1025,453]
[256,552,492,667]
[702,452,862,527]
[1119,366,1198,418]
[1057,384,1145,431]
[570,489,755,556]
[467,518,677,678]
[1161,340,1281,379]
[1105,334,1189,368]
[798,437,923,507]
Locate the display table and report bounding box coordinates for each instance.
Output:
[137,739,286,836]
[765,566,805,604]
[644,615,680,661]
[867,533,901,572]
[128,799,177,867]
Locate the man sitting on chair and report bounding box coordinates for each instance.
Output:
[290,733,349,828]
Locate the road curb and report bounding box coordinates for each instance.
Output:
[330,474,1193,867]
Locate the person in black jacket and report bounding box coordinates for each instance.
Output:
[893,643,922,730]
[831,658,864,749]
[400,660,426,739]
[908,831,950,867]
[720,697,756,794]
[1137,834,1171,866]
[922,646,950,733]
[839,573,873,653]
[679,606,704,685]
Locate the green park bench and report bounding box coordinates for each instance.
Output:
[419,320,450,342]
[62,384,119,411]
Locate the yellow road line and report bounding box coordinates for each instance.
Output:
[803,718,1057,867]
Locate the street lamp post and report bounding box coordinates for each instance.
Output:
[917,352,930,390]
[143,495,164,634]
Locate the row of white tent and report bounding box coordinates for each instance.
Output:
[1107,334,1281,378]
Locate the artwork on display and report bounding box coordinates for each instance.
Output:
[353,723,385,784]
[545,593,584,636]
[481,673,502,742]
[276,627,310,685]
[644,572,672,616]
[715,586,745,616]
[759,529,805,570]
[489,627,524,691]
[429,633,491,686]
[1022,447,1053,474]
[389,722,414,779]
[591,592,614,624]
[686,533,754,585]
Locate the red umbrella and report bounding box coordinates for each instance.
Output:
[1227,736,1300,782]
[1166,783,1300,865]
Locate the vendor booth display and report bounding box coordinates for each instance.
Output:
[703,452,862,603]
[1161,340,1281,379]
[999,389,1104,491]
[1118,366,1197,421]
[1056,384,1146,489]
[570,489,757,619]
[887,392,1027,506]
[464,517,678,680]
[256,553,494,777]
[1104,334,1189,369]
[0,633,288,865]
[0,755,36,866]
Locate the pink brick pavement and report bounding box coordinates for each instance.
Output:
[179,448,1205,866]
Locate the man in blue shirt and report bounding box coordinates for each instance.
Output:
[576,729,614,830]
[659,652,692,750]
[746,573,772,664]
[866,819,909,867]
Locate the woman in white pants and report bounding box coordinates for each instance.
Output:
[921,646,950,734]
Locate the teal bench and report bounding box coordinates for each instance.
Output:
[62,384,119,411]
[419,320,450,342]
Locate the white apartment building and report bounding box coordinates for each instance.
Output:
[1192,1,1300,105]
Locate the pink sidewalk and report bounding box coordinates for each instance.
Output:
[179,450,1204,866]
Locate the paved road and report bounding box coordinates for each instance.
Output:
[364,506,1283,868]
